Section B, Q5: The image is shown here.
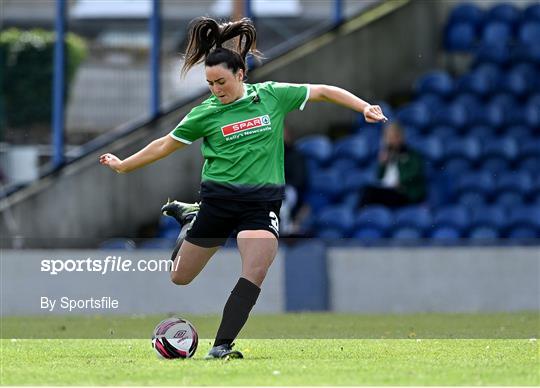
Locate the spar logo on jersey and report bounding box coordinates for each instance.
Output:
[221,115,271,137]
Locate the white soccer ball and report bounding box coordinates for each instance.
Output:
[151,317,198,359]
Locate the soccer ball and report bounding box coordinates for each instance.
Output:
[151,317,198,359]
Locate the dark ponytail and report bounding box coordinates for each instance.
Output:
[182,17,260,76]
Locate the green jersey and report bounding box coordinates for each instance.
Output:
[169,81,309,201]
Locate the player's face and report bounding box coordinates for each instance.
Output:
[384,128,403,149]
[206,65,244,104]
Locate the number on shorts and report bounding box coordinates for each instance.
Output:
[269,211,279,234]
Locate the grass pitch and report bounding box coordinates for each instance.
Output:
[1,312,539,385]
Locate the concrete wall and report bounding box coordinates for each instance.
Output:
[1,247,537,316]
[329,246,540,313]
[0,248,285,315]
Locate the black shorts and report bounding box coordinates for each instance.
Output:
[185,198,282,248]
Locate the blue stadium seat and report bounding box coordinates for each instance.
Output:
[468,125,495,140]
[432,103,469,130]
[331,158,357,172]
[519,22,540,45]
[355,206,394,236]
[524,3,540,22]
[449,3,484,27]
[468,226,500,240]
[525,101,540,128]
[427,175,453,208]
[430,226,462,242]
[508,206,540,231]
[455,172,495,198]
[414,136,444,165]
[470,206,507,230]
[296,135,333,165]
[529,93,540,107]
[475,44,512,66]
[160,227,181,241]
[496,172,534,199]
[445,22,477,51]
[481,137,519,162]
[396,102,431,130]
[332,135,373,165]
[474,63,503,81]
[487,3,521,26]
[505,125,530,142]
[508,227,539,239]
[489,92,516,108]
[468,102,505,129]
[316,205,355,236]
[513,43,540,65]
[453,93,483,112]
[481,21,513,45]
[158,214,179,232]
[456,70,496,97]
[430,125,455,140]
[443,137,481,163]
[342,192,360,209]
[309,168,344,199]
[394,206,432,234]
[415,94,444,111]
[519,139,540,159]
[481,157,510,175]
[457,191,488,208]
[353,227,384,240]
[317,228,344,239]
[391,226,423,241]
[342,170,375,192]
[304,191,331,213]
[433,205,470,233]
[520,156,540,175]
[532,172,540,192]
[500,65,537,98]
[415,71,454,98]
[494,191,524,208]
[354,126,379,144]
[443,157,472,176]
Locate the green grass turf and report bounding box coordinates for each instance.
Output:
[1,313,539,385]
[2,311,539,339]
[1,339,538,385]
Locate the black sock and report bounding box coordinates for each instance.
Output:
[170,214,195,262]
[213,277,261,347]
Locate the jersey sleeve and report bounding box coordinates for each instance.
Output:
[268,82,310,113]
[169,110,204,144]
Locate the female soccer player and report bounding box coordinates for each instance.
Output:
[100,17,387,359]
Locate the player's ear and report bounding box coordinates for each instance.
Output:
[237,69,244,82]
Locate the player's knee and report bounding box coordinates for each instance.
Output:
[170,271,192,286]
[244,265,268,285]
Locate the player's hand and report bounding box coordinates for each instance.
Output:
[363,105,387,123]
[99,153,125,173]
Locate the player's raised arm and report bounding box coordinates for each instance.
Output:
[99,134,186,174]
[308,84,387,123]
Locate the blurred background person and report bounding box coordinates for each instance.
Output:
[281,127,309,236]
[358,122,426,208]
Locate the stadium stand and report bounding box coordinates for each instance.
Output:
[150,2,539,247]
